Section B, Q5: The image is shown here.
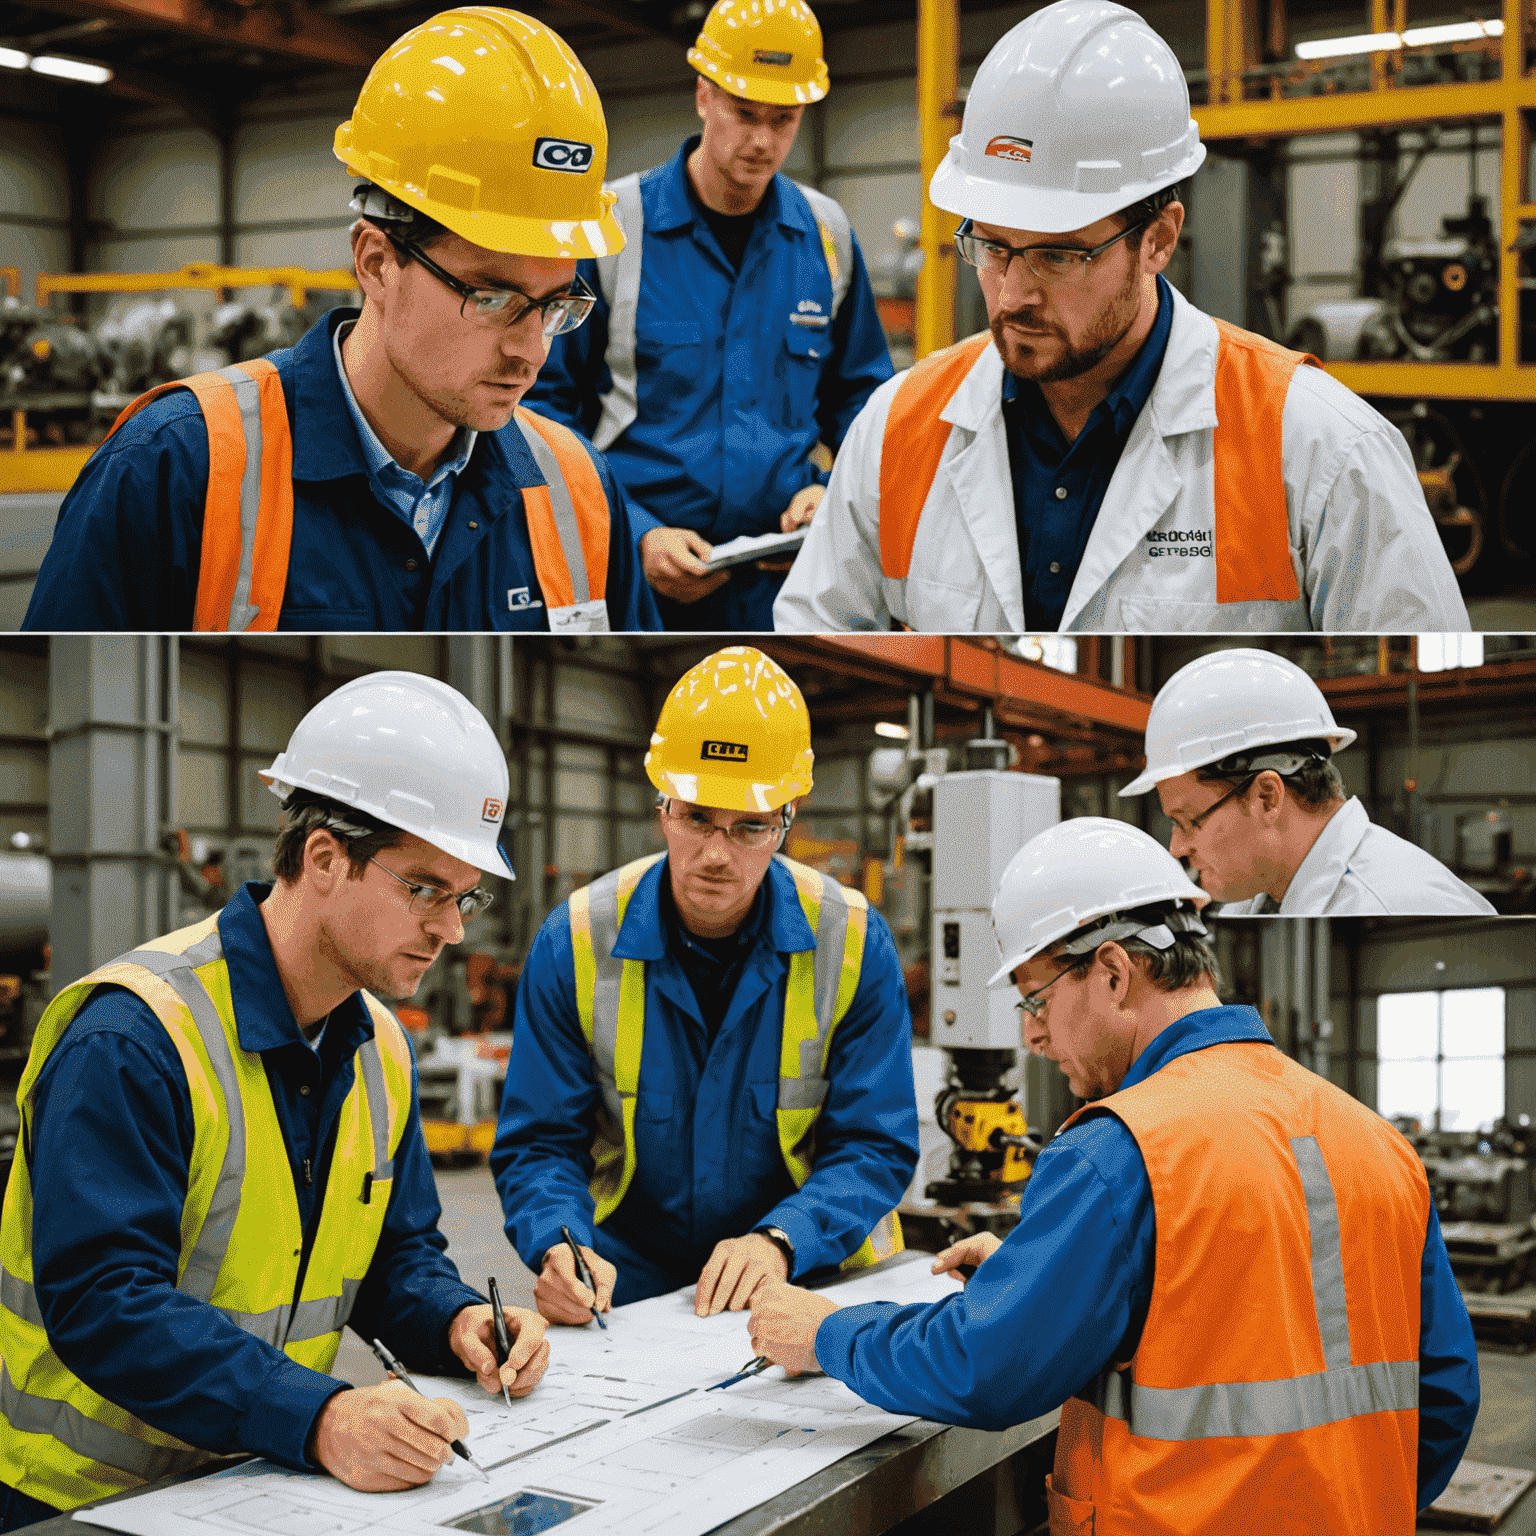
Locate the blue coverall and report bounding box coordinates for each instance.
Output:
[814,1006,1481,1510]
[22,309,661,632]
[5,883,485,1526]
[522,138,894,632]
[490,856,920,1301]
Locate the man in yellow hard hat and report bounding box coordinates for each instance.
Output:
[25,7,661,634]
[523,0,893,632]
[490,646,918,1316]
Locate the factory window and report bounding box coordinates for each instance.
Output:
[1014,637,1077,674]
[1377,986,1505,1132]
[1415,633,1484,672]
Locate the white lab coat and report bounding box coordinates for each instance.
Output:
[1218,798,1496,915]
[774,286,1471,633]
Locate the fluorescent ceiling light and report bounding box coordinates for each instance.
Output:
[1401,18,1502,43]
[0,46,30,69]
[30,54,113,84]
[1295,30,1402,58]
[874,721,910,740]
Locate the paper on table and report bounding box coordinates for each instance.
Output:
[75,1264,965,1536]
[700,529,807,573]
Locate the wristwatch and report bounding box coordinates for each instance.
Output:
[754,1225,796,1276]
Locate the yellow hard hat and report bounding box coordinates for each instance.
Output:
[645,646,814,814]
[687,0,829,106]
[334,7,624,260]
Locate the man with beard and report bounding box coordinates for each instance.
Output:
[1121,647,1495,914]
[24,8,659,634]
[774,0,1470,633]
[0,674,550,1532]
[747,818,1479,1533]
[491,646,917,1317]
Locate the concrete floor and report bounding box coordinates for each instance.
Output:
[351,1166,1536,1531]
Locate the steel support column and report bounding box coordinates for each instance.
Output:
[47,636,178,991]
[915,0,958,358]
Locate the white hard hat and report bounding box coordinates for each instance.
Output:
[930,0,1206,235]
[261,672,514,879]
[988,817,1209,986]
[1120,649,1357,798]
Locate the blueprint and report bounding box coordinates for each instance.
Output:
[76,1262,963,1536]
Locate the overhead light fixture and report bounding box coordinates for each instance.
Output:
[0,46,30,69]
[1295,30,1402,58]
[1401,18,1502,44]
[874,721,910,740]
[30,54,113,84]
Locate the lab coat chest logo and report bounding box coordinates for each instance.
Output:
[483,797,504,824]
[701,740,749,762]
[1145,529,1213,560]
[985,135,1032,163]
[533,137,594,173]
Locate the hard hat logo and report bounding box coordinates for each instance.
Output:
[701,741,750,763]
[752,49,793,65]
[985,135,1033,163]
[482,797,505,823]
[532,137,595,174]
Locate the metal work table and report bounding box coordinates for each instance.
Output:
[31,1255,1059,1536]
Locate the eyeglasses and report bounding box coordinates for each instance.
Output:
[1015,963,1077,1019]
[369,857,494,920]
[385,232,596,336]
[1180,773,1260,834]
[661,799,783,851]
[954,220,1148,285]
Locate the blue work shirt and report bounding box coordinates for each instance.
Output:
[815,1005,1480,1510]
[332,318,470,558]
[490,856,919,1302]
[523,138,894,632]
[25,882,485,1474]
[1002,273,1174,630]
[22,309,662,633]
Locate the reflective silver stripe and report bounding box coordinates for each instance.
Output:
[1083,1358,1419,1442]
[793,182,853,319]
[221,1278,362,1348]
[217,1301,288,1348]
[1291,1134,1352,1369]
[121,937,245,1305]
[593,173,643,453]
[584,865,628,1124]
[215,363,265,632]
[779,864,849,1113]
[1,1265,44,1329]
[355,1035,394,1179]
[0,1359,206,1482]
[515,415,591,604]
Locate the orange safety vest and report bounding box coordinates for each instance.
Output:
[1046,1041,1427,1536]
[101,362,610,632]
[877,324,1320,606]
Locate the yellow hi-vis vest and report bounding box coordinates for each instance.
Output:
[0,913,414,1511]
[567,853,903,1270]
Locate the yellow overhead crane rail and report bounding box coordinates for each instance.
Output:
[34,261,359,309]
[1196,0,1536,400]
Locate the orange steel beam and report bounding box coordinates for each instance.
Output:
[1316,657,1536,712]
[40,0,383,67]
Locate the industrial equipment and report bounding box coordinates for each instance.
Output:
[924,752,1059,1210]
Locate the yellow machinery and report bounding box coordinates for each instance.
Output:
[2,262,358,496]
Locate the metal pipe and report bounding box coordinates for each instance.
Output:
[914,0,958,358]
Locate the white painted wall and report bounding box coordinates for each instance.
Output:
[0,119,71,303]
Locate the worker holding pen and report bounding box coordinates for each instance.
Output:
[0,675,550,1532]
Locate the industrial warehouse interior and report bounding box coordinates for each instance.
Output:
[0,633,1532,1533]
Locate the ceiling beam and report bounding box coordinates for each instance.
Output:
[533,0,677,41]
[34,0,384,68]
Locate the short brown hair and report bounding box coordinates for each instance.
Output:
[1116,182,1183,251]
[1051,917,1222,994]
[270,790,405,885]
[1195,742,1345,813]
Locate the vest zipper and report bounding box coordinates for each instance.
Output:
[302,1157,313,1187]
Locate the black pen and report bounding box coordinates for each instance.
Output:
[486,1276,515,1410]
[560,1224,607,1330]
[370,1338,487,1481]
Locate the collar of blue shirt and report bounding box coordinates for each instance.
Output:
[650,136,810,244]
[1114,1002,1275,1096]
[216,881,375,1055]
[612,855,817,963]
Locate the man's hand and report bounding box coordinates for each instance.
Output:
[537,1241,616,1325]
[930,1231,1003,1283]
[757,485,825,572]
[694,1233,788,1316]
[309,1381,468,1492]
[748,1283,838,1376]
[641,527,729,604]
[448,1303,550,1398]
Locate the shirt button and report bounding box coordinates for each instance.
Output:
[1049,561,1061,574]
[405,559,418,572]
[299,1084,311,1097]
[1055,485,1068,500]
